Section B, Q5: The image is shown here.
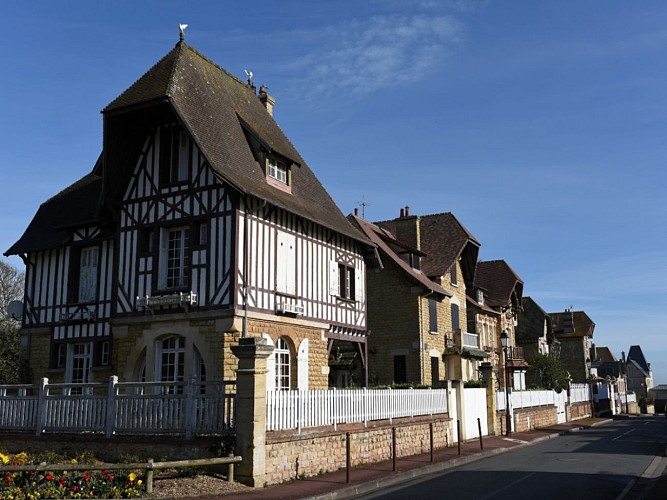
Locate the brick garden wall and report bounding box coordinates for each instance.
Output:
[567,401,592,420]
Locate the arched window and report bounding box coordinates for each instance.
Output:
[275,337,291,390]
[156,336,185,394]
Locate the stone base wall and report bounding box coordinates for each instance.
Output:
[567,401,592,420]
[0,433,217,462]
[264,418,450,486]
[513,406,557,432]
[495,406,559,435]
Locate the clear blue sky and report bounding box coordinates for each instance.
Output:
[2,1,666,383]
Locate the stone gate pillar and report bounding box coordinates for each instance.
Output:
[231,337,274,486]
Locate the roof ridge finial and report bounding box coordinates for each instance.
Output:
[179,23,188,42]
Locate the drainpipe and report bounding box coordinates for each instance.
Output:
[419,290,434,385]
[242,197,267,338]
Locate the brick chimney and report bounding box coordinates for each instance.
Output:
[258,84,275,116]
[392,205,420,250]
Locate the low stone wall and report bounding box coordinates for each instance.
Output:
[265,417,450,486]
[513,406,558,432]
[567,401,592,420]
[0,433,219,462]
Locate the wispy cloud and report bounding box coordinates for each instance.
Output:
[284,14,462,99]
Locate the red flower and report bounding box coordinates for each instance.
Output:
[83,472,90,481]
[46,473,55,481]
[59,476,66,486]
[4,474,13,484]
[71,484,79,491]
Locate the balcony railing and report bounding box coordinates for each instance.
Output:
[506,346,525,360]
[462,331,480,348]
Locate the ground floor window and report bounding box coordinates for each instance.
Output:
[275,337,291,390]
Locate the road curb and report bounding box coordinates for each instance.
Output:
[306,433,560,500]
[305,421,613,500]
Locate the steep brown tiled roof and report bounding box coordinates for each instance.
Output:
[418,213,479,277]
[595,346,617,362]
[349,215,450,297]
[7,40,371,256]
[104,41,366,244]
[516,296,548,340]
[550,310,595,338]
[374,212,480,280]
[474,260,523,308]
[6,163,103,255]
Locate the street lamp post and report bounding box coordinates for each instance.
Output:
[586,358,594,417]
[500,330,511,436]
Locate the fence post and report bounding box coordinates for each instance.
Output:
[388,387,393,424]
[332,387,337,431]
[105,376,118,438]
[36,378,48,436]
[185,378,196,439]
[363,387,368,427]
[392,427,397,472]
[429,422,434,462]
[146,458,154,494]
[230,337,274,487]
[297,390,302,435]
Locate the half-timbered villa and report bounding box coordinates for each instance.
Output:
[5,34,373,390]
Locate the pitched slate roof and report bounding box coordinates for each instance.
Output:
[373,212,480,280]
[474,260,524,308]
[627,345,650,373]
[104,40,366,244]
[5,160,104,255]
[7,40,370,255]
[550,310,595,338]
[348,214,450,297]
[516,296,549,340]
[594,346,617,363]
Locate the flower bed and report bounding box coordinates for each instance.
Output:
[0,451,144,499]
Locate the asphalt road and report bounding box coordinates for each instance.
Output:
[357,416,667,500]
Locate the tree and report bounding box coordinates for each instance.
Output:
[0,259,25,384]
[528,352,570,392]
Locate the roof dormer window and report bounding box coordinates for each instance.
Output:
[269,157,287,183]
[266,156,292,193]
[477,289,484,305]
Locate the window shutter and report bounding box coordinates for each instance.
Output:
[276,231,296,294]
[354,264,363,302]
[297,339,309,391]
[158,229,169,289]
[262,334,276,392]
[429,297,438,332]
[329,261,339,296]
[451,303,460,331]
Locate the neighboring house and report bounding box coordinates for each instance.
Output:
[473,260,526,389]
[590,345,623,381]
[549,309,595,383]
[349,208,483,386]
[5,36,373,390]
[648,384,667,412]
[516,296,556,387]
[625,345,653,397]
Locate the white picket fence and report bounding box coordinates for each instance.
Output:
[0,377,236,438]
[496,385,592,411]
[266,387,448,432]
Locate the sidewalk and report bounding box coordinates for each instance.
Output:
[213,418,611,500]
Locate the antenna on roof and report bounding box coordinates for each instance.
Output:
[179,24,188,41]
[357,197,371,219]
[244,69,257,93]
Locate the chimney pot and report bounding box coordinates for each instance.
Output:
[405,206,410,216]
[400,208,405,218]
[354,208,359,216]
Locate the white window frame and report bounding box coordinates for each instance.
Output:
[65,342,93,391]
[275,337,291,390]
[155,336,186,394]
[268,157,288,184]
[159,227,190,290]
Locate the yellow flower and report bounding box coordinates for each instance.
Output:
[128,472,136,482]
[14,452,28,465]
[0,453,9,465]
[70,458,78,464]
[137,479,143,486]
